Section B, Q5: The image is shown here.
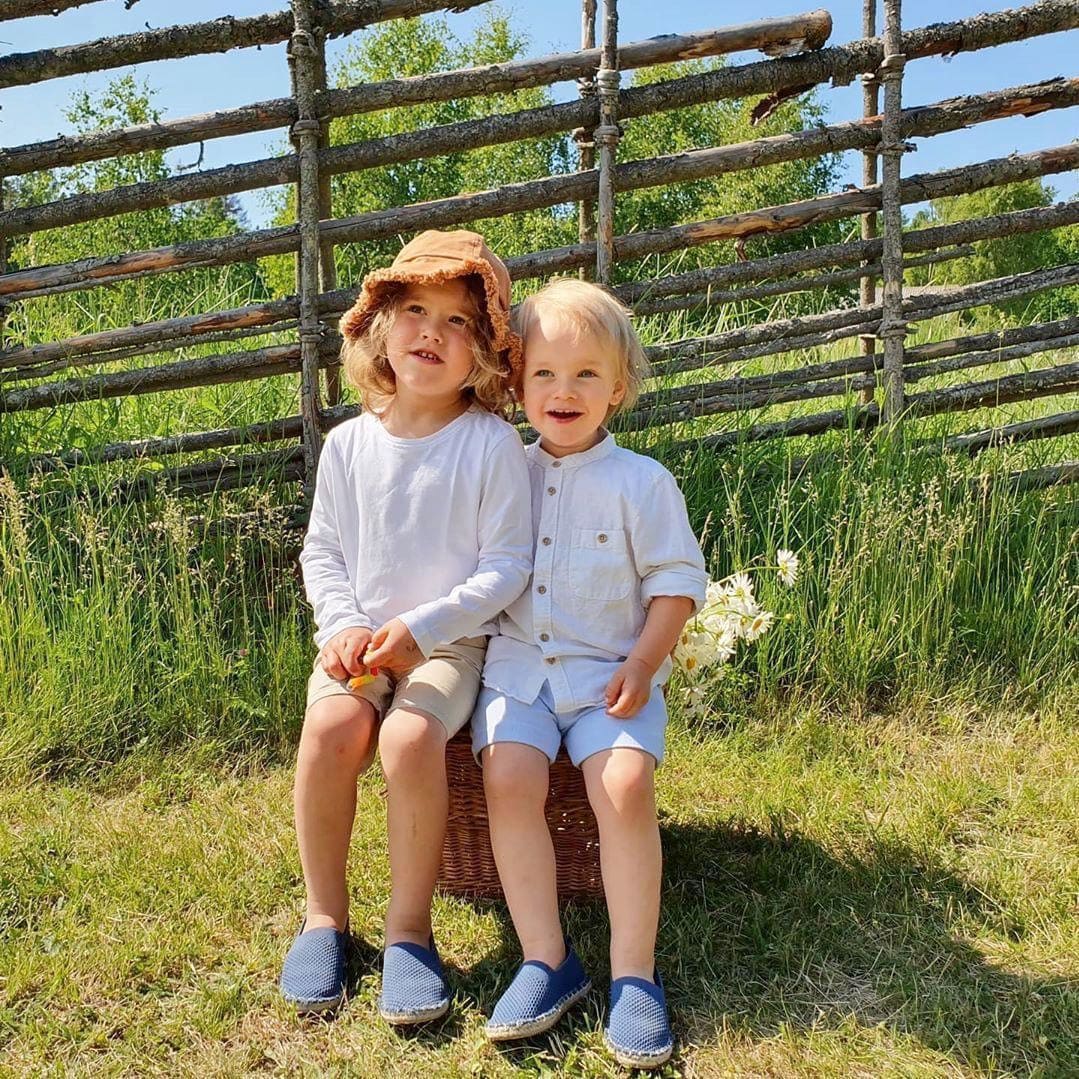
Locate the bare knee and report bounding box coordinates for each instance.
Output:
[482,745,549,810]
[298,697,378,775]
[379,709,446,780]
[585,750,656,821]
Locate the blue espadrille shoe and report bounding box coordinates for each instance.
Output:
[604,970,674,1068]
[279,922,349,1014]
[378,938,450,1024]
[485,946,591,1041]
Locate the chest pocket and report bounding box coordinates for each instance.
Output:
[570,528,633,602]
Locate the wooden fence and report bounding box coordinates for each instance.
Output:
[1,0,1077,499]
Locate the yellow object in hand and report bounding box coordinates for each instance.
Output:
[347,666,379,690]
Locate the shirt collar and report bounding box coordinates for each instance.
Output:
[530,430,616,470]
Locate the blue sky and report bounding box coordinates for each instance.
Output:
[2,0,1076,228]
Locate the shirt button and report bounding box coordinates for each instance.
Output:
[552,461,561,468]
[598,533,608,543]
[539,632,550,641]
[547,486,556,495]
[537,585,547,594]
[545,657,556,665]
[541,537,551,546]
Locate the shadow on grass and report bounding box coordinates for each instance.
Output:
[267,812,1072,1071]
[655,817,1076,1076]
[432,818,1074,1074]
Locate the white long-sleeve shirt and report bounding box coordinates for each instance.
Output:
[300,408,533,657]
[482,433,708,712]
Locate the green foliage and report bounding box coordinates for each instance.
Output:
[1,419,1076,779]
[2,76,286,460]
[263,15,841,306]
[908,179,1079,321]
[613,61,843,284]
[2,708,1077,1074]
[0,481,308,777]
[263,13,573,298]
[6,75,263,348]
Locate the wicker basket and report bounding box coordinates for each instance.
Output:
[438,726,603,899]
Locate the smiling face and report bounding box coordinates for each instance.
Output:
[383,279,479,408]
[521,309,626,459]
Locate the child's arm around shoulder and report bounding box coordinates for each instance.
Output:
[367,423,533,664]
[606,459,708,718]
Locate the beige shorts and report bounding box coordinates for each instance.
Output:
[305,635,487,738]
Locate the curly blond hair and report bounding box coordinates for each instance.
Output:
[340,276,513,416]
[512,278,650,413]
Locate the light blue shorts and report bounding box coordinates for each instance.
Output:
[472,680,668,767]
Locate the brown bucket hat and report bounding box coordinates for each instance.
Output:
[339,229,522,374]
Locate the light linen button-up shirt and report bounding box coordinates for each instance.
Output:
[482,433,708,713]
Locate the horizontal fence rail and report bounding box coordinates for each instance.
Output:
[3,2,1072,178]
[5,200,1076,381]
[0,0,111,17]
[0,15,833,174]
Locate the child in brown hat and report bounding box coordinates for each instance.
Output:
[281,230,532,1022]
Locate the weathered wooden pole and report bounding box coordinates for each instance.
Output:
[576,0,597,279]
[594,0,619,283]
[858,0,879,407]
[289,0,325,489]
[0,15,837,177]
[0,180,8,354]
[4,143,1077,301]
[9,75,1077,239]
[878,0,907,425]
[310,4,342,408]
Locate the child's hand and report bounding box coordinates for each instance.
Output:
[320,627,374,680]
[605,657,654,718]
[364,618,422,677]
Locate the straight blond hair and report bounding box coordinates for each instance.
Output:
[513,278,649,412]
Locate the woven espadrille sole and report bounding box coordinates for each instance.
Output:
[604,1032,674,1069]
[379,997,450,1025]
[485,979,592,1041]
[289,989,345,1015]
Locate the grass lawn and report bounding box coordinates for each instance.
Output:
[2,704,1075,1077]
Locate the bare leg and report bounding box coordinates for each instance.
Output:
[294,695,379,932]
[378,708,449,947]
[482,743,564,967]
[581,748,661,981]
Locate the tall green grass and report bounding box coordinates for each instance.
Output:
[2,279,1075,777]
[0,479,311,780]
[671,431,1078,716]
[1,426,1075,782]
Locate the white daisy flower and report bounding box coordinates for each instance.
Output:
[728,572,754,603]
[743,610,775,642]
[673,630,708,672]
[776,549,800,587]
[705,580,727,607]
[726,573,758,617]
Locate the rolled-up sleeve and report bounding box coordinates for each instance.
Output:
[633,470,707,613]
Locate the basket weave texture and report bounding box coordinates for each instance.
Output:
[438,726,603,899]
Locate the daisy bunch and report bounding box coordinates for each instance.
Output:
[674,549,800,715]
